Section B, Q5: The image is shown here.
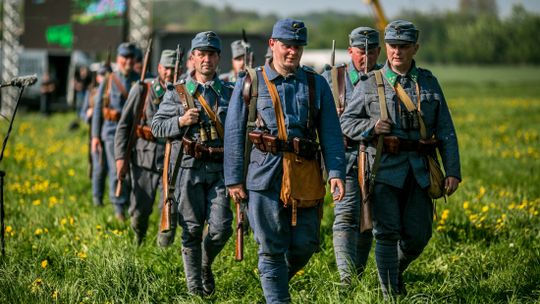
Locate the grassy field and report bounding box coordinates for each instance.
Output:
[0,66,539,303]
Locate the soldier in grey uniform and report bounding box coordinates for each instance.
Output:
[340,20,461,297]
[81,65,110,207]
[152,31,233,296]
[114,50,177,246]
[225,19,346,303]
[219,40,250,83]
[91,43,140,221]
[322,27,382,285]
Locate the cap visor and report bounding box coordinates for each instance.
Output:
[193,46,220,53]
[276,38,307,46]
[384,39,415,45]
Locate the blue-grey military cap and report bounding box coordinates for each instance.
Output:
[191,31,222,53]
[159,49,176,68]
[117,42,136,57]
[134,47,143,62]
[271,18,308,46]
[384,20,419,44]
[98,63,112,75]
[231,40,249,59]
[349,27,379,48]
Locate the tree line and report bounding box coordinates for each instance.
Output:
[154,1,540,65]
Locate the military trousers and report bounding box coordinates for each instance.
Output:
[372,170,433,295]
[104,139,130,214]
[332,172,373,284]
[128,163,175,244]
[176,166,233,294]
[91,148,107,205]
[248,182,321,304]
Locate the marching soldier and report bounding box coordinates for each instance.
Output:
[152,31,233,296]
[322,27,382,285]
[114,50,177,246]
[219,40,249,83]
[340,20,461,297]
[91,42,140,221]
[224,19,346,303]
[81,65,110,207]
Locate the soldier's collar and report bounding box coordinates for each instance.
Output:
[185,74,222,96]
[152,78,166,98]
[383,61,418,86]
[347,62,360,86]
[264,62,305,81]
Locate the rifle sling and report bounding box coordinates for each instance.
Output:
[366,70,388,193]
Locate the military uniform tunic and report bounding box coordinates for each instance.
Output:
[114,78,171,243]
[224,62,346,303]
[151,73,233,294]
[340,61,461,293]
[91,70,139,214]
[322,60,382,283]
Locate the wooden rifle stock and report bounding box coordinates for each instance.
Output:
[235,199,245,261]
[160,141,173,232]
[358,143,373,232]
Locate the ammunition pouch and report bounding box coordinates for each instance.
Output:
[182,136,223,162]
[102,107,121,121]
[382,136,440,155]
[135,125,156,142]
[248,131,319,160]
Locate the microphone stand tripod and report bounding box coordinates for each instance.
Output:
[0,81,32,256]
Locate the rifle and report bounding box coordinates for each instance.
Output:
[329,40,344,115]
[358,142,373,232]
[115,39,153,197]
[173,44,184,84]
[241,29,254,69]
[160,45,184,233]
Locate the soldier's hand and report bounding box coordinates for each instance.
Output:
[330,178,345,201]
[444,176,460,196]
[178,108,200,127]
[228,184,247,203]
[91,137,101,153]
[116,159,127,179]
[374,119,392,135]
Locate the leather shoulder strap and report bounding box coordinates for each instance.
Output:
[261,67,287,140]
[369,70,387,190]
[110,73,129,99]
[174,83,195,109]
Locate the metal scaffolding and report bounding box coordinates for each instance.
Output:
[128,0,152,50]
[1,0,22,116]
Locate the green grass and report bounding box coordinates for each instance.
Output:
[0,66,539,303]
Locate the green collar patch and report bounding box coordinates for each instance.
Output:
[186,77,222,96]
[348,67,360,86]
[152,79,165,98]
[383,62,418,86]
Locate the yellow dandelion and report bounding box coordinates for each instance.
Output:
[5,226,12,233]
[478,186,486,198]
[296,269,305,276]
[69,217,75,225]
[508,203,516,210]
[52,290,59,300]
[436,225,445,232]
[41,260,48,268]
[32,199,41,206]
[482,206,489,213]
[77,251,87,260]
[68,169,75,177]
[60,218,67,226]
[463,201,469,209]
[441,209,450,221]
[35,228,43,236]
[48,196,59,208]
[96,225,102,230]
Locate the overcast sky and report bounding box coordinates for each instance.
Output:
[198,0,540,18]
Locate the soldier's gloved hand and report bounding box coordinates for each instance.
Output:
[116,159,127,179]
[228,183,247,203]
[330,178,345,201]
[91,137,101,153]
[374,119,392,135]
[178,108,200,127]
[444,176,460,196]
